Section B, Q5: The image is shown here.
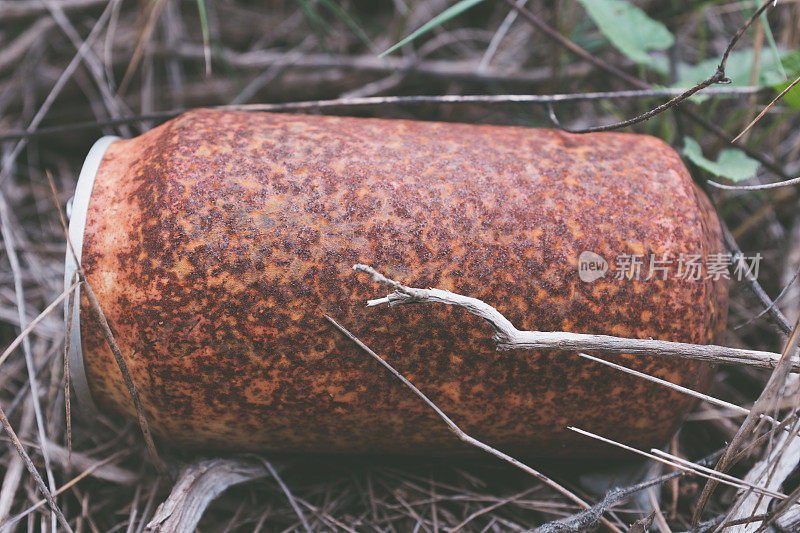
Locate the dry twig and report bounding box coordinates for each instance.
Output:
[0,87,760,143]
[353,264,793,372]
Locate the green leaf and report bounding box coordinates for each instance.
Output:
[379,0,487,57]
[576,0,674,66]
[682,137,760,182]
[773,77,800,109]
[675,48,794,103]
[677,48,791,89]
[776,51,800,109]
[780,49,800,74]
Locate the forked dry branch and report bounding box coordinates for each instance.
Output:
[353,264,796,373]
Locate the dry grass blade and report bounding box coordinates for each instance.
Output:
[479,0,527,70]
[0,406,72,531]
[450,487,537,532]
[732,73,800,143]
[0,280,80,369]
[650,450,792,502]
[252,458,311,533]
[64,273,78,463]
[2,450,128,529]
[0,0,116,185]
[568,428,786,500]
[79,282,166,472]
[761,462,800,530]
[534,456,720,533]
[709,175,800,191]
[701,413,800,531]
[46,171,165,474]
[0,190,60,529]
[118,0,168,95]
[721,224,793,335]
[323,315,624,533]
[577,353,779,425]
[691,316,800,524]
[0,17,55,72]
[504,0,640,87]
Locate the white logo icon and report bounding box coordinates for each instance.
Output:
[578,251,608,282]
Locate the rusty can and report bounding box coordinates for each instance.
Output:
[65,109,728,456]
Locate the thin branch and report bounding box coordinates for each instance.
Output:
[708,175,800,191]
[507,0,789,186]
[721,223,792,335]
[537,446,721,532]
[322,315,623,533]
[0,88,762,142]
[735,263,800,330]
[504,0,641,87]
[557,77,730,135]
[536,474,682,533]
[146,458,268,533]
[506,0,776,134]
[354,264,793,372]
[493,0,794,343]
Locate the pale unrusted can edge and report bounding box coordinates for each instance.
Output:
[64,135,120,414]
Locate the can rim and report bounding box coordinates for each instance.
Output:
[64,135,120,414]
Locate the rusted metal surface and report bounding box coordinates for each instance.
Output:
[78,109,728,456]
